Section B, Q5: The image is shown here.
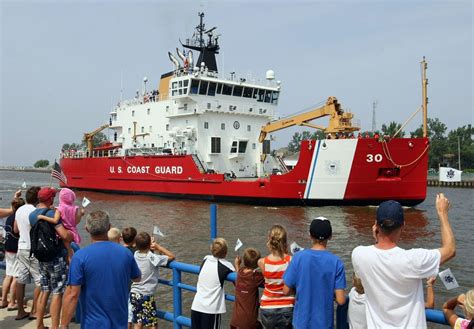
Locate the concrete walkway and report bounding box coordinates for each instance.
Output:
[0,288,79,328]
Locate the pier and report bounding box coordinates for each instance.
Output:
[427,179,474,188]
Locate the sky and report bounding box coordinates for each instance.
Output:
[0,0,472,166]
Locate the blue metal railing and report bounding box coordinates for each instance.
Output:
[0,204,450,328]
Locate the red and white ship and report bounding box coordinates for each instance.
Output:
[60,13,430,206]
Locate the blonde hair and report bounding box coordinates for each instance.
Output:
[465,289,474,318]
[352,273,365,294]
[211,238,228,259]
[107,227,121,243]
[267,224,288,258]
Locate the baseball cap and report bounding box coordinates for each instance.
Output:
[310,216,332,240]
[376,200,404,228]
[37,187,57,202]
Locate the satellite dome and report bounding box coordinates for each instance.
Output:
[266,70,275,80]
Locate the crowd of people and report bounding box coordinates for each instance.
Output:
[0,187,473,329]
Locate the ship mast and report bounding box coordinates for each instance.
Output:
[421,57,428,137]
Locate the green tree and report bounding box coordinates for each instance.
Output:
[446,125,474,169]
[34,159,49,168]
[381,121,405,137]
[411,118,448,168]
[92,132,109,147]
[62,143,82,151]
[288,130,326,152]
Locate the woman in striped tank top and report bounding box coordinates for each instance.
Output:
[258,225,295,329]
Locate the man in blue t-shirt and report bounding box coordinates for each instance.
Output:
[60,210,141,329]
[283,217,346,329]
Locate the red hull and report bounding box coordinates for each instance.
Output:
[60,138,429,206]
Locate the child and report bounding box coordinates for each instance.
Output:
[258,225,295,329]
[230,248,264,329]
[37,187,84,247]
[283,217,346,329]
[108,227,121,243]
[348,274,366,329]
[443,289,474,329]
[191,238,235,329]
[122,227,138,254]
[0,197,25,310]
[130,232,175,329]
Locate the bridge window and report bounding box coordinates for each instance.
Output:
[199,81,208,95]
[233,85,243,97]
[254,89,265,102]
[216,83,223,94]
[263,140,271,154]
[184,79,189,87]
[222,84,233,95]
[190,79,199,94]
[238,141,248,153]
[243,87,253,98]
[264,90,272,103]
[211,137,221,153]
[230,141,238,153]
[208,82,217,96]
[272,91,279,104]
[204,122,209,129]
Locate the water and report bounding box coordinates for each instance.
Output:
[1,170,473,328]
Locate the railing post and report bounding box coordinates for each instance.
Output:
[210,204,217,241]
[172,266,182,329]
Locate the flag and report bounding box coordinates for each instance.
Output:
[439,167,462,182]
[438,268,459,290]
[235,238,243,252]
[82,197,91,208]
[51,161,67,184]
[290,241,304,255]
[21,181,27,189]
[153,225,165,237]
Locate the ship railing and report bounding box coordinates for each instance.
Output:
[117,93,169,108]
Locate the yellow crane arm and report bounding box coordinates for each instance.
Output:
[84,124,109,156]
[258,96,358,142]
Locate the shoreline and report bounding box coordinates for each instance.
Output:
[0,167,50,173]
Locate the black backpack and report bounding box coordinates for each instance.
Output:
[30,209,61,262]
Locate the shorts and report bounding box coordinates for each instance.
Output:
[260,307,293,329]
[39,256,68,294]
[130,292,158,326]
[191,310,222,329]
[5,252,17,276]
[14,249,41,285]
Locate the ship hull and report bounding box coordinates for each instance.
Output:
[60,138,429,206]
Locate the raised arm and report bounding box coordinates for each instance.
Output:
[424,277,436,309]
[0,208,13,218]
[443,293,465,328]
[436,193,456,265]
[154,243,175,262]
[75,208,85,225]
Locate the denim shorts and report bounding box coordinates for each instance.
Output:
[260,307,293,329]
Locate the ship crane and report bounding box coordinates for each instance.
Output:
[84,124,109,157]
[132,121,149,143]
[259,96,360,143]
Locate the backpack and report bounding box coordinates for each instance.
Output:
[30,209,61,262]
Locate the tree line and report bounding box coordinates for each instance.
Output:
[287,119,473,170]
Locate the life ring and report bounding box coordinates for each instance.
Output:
[174,148,178,154]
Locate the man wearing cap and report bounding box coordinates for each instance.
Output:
[283,217,346,329]
[351,193,456,328]
[29,187,73,329]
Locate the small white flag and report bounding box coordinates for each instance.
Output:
[235,238,243,252]
[82,197,91,208]
[438,268,459,290]
[147,251,160,266]
[290,242,304,255]
[21,181,27,189]
[153,225,165,237]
